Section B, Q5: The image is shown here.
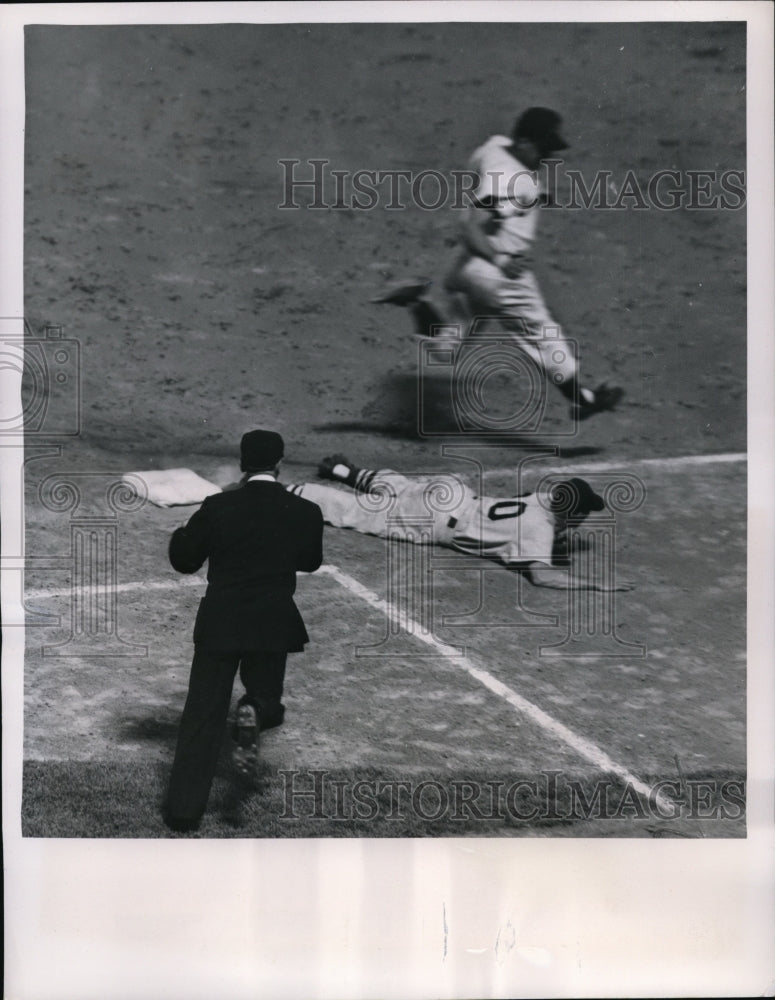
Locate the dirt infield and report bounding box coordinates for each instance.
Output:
[20,21,746,837]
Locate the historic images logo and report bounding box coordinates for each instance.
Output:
[278,159,746,212]
[279,769,745,824]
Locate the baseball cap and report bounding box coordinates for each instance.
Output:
[551,478,605,517]
[240,429,284,471]
[513,107,569,153]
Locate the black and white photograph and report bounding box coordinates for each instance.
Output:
[2,1,773,997]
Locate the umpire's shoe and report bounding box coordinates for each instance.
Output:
[259,702,286,731]
[163,812,201,834]
[232,701,259,783]
[573,383,625,421]
[371,279,432,306]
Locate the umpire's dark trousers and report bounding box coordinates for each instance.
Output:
[164,646,287,829]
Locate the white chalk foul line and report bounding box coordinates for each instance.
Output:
[24,575,206,602]
[24,565,676,812]
[482,451,746,478]
[19,454,736,816]
[317,564,677,817]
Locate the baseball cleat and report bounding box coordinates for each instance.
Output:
[371,279,432,306]
[232,702,259,782]
[318,454,352,480]
[572,383,625,421]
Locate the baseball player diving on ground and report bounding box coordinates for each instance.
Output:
[288,454,632,592]
[374,107,624,423]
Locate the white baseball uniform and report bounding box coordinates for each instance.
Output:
[290,470,558,569]
[445,135,578,385]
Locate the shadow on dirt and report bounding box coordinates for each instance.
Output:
[314,371,604,458]
[121,715,180,745]
[121,714,268,769]
[313,419,603,459]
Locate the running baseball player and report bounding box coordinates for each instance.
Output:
[288,454,631,591]
[374,107,624,423]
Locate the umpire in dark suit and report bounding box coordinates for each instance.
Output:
[164,429,324,832]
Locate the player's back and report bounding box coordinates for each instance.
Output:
[449,490,555,568]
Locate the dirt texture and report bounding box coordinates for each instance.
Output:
[21,21,746,836]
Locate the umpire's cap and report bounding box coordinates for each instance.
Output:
[240,429,284,472]
[513,107,569,153]
[550,478,605,518]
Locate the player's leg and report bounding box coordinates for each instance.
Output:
[288,481,364,525]
[313,460,467,545]
[316,456,421,497]
[164,648,239,830]
[497,269,580,390]
[238,651,287,731]
[316,455,380,492]
[499,271,624,419]
[230,651,288,781]
[289,465,460,545]
[447,255,581,402]
[372,279,455,338]
[455,257,623,419]
[287,480,398,536]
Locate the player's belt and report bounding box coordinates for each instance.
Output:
[447,516,458,529]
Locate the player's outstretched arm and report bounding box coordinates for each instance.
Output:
[524,564,634,592]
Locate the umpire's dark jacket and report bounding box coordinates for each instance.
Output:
[169,480,324,651]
